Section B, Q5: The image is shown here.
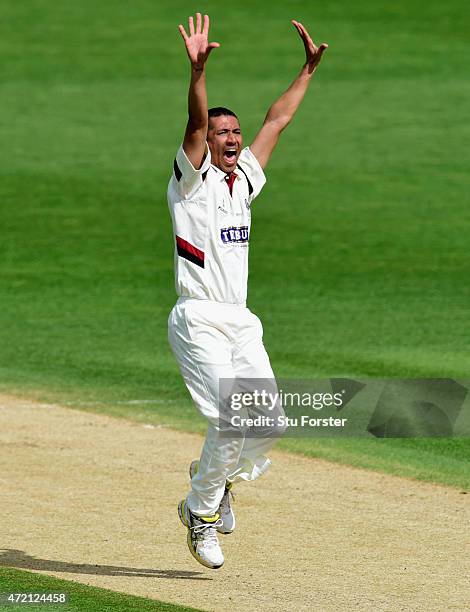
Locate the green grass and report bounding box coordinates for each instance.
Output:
[1,0,470,494]
[279,437,470,490]
[0,568,202,611]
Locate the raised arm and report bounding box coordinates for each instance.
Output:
[250,21,328,169]
[178,13,220,169]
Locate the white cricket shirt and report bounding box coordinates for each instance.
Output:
[167,143,266,305]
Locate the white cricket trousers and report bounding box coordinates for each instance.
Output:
[168,296,282,517]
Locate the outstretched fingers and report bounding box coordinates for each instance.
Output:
[291,19,328,57]
[204,14,220,50]
[178,13,220,64]
[180,13,213,40]
[291,20,304,39]
[292,20,313,45]
[202,13,209,36]
[196,12,202,34]
[178,24,189,42]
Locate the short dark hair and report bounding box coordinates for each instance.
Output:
[208,107,238,121]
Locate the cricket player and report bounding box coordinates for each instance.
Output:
[168,13,327,569]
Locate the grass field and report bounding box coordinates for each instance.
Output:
[0,568,201,611]
[1,0,470,590]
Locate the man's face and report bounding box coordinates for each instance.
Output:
[207,115,243,174]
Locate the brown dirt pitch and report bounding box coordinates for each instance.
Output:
[0,395,468,611]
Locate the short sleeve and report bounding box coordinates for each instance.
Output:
[173,143,211,200]
[237,147,266,201]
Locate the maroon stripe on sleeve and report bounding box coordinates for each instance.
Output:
[176,236,205,268]
[173,159,182,181]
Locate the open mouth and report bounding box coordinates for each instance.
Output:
[223,149,237,164]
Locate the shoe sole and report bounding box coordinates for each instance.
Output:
[178,500,223,570]
[189,461,234,535]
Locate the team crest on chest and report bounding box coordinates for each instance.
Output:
[220,226,249,244]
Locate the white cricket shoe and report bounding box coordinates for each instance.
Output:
[190,460,236,535]
[178,500,224,569]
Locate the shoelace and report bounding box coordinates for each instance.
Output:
[191,519,223,548]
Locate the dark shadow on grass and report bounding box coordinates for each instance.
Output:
[0,549,210,581]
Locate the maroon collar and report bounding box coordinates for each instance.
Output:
[225,172,238,196]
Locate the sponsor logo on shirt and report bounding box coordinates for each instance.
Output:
[220,226,249,244]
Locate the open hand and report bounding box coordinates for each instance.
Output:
[178,13,220,69]
[291,20,328,74]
